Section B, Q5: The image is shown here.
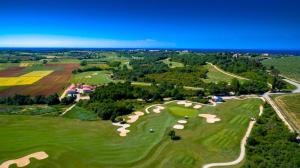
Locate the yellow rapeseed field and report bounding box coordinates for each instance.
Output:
[0,71,53,86]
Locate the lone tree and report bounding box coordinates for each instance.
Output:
[42,59,48,64]
[168,130,181,140]
[80,60,88,66]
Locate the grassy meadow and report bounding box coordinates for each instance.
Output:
[0,98,262,168]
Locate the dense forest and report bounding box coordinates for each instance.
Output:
[243,104,300,168]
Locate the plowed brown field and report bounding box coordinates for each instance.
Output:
[0,67,26,77]
[0,64,79,97]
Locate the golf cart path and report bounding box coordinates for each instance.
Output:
[202,105,263,168]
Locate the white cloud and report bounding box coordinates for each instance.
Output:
[0,35,175,48]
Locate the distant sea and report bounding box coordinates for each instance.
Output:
[0,48,300,55]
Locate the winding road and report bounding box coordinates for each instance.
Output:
[283,79,300,93]
[202,65,300,168]
[263,78,300,133]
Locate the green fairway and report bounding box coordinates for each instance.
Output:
[262,56,300,82]
[71,71,115,85]
[0,98,262,168]
[63,106,98,121]
[203,64,240,83]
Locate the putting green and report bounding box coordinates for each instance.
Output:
[0,98,262,168]
[165,104,199,117]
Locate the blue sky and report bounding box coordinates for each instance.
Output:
[0,0,299,49]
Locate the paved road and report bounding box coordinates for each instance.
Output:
[283,78,300,93]
[261,78,300,133]
[263,93,295,132]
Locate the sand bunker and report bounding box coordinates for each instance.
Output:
[177,120,188,124]
[198,114,221,123]
[177,100,192,107]
[153,106,165,113]
[193,104,202,109]
[173,124,184,129]
[127,111,144,123]
[112,122,130,137]
[85,75,92,78]
[0,151,48,168]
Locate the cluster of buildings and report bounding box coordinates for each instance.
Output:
[66,84,95,96]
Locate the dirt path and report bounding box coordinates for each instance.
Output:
[202,105,263,168]
[60,104,76,116]
[203,120,256,168]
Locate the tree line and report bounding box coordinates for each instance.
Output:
[0,94,75,106]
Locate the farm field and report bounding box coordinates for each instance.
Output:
[0,98,262,168]
[0,71,53,86]
[0,63,21,71]
[272,93,300,132]
[262,56,300,82]
[0,66,26,77]
[71,71,114,85]
[0,64,79,97]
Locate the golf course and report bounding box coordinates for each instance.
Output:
[0,98,262,168]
